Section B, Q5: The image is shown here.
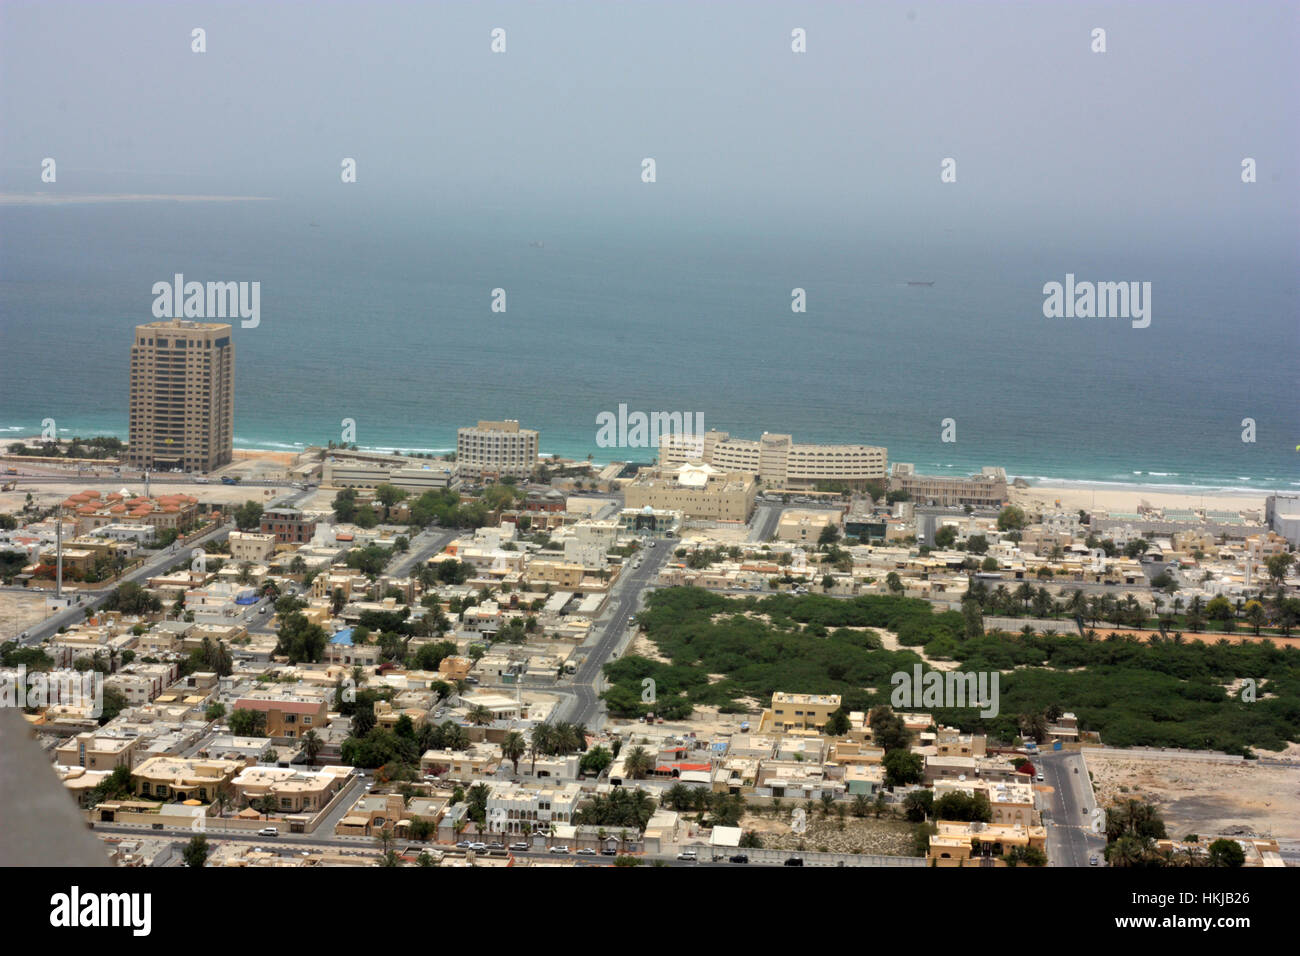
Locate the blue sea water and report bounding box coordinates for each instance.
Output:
[1,198,1297,493]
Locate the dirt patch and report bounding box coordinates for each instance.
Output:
[1088,753,1300,841]
[0,590,51,639]
[739,810,915,855]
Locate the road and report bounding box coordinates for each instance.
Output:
[559,543,675,728]
[1038,749,1106,867]
[384,527,459,579]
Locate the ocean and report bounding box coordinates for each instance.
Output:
[1,197,1297,494]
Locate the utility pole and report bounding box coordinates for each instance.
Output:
[56,503,63,598]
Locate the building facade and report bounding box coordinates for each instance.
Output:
[658,430,887,490]
[890,464,1008,509]
[456,420,539,480]
[128,320,234,473]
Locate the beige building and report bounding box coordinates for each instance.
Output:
[776,509,840,543]
[130,756,243,803]
[128,319,234,472]
[228,530,276,563]
[456,420,539,480]
[659,430,886,490]
[624,463,756,522]
[890,463,1008,509]
[761,691,842,732]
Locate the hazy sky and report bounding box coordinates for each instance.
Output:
[2,0,1297,243]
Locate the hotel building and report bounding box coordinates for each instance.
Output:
[658,430,886,490]
[889,463,1008,509]
[456,420,539,480]
[128,320,234,473]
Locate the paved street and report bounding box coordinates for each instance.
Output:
[1038,750,1106,867]
[559,543,675,729]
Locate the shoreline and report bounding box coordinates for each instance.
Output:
[3,433,1294,504]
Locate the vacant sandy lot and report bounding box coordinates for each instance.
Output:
[740,811,915,855]
[0,590,53,641]
[1088,752,1300,841]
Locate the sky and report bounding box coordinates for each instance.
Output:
[2,0,1297,245]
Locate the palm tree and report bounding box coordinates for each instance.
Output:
[301,729,322,767]
[622,746,654,780]
[467,705,493,727]
[529,724,554,775]
[500,731,526,775]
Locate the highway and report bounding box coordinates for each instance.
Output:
[1038,749,1106,867]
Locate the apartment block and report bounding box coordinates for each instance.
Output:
[127,319,234,472]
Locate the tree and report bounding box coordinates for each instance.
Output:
[1265,553,1293,587]
[229,707,267,736]
[934,526,957,549]
[997,506,1027,532]
[302,729,323,766]
[500,731,526,774]
[885,571,903,593]
[882,749,923,787]
[817,524,840,547]
[233,500,264,532]
[1207,838,1245,867]
[182,834,211,868]
[622,745,654,780]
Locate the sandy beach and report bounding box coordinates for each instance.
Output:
[1011,484,1269,516]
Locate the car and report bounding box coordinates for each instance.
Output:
[258,606,267,614]
[576,848,596,855]
[456,841,472,849]
[600,848,618,856]
[487,843,505,851]
[509,842,530,852]
[549,845,570,854]
[468,842,487,851]
[1035,773,1044,782]
[729,854,749,864]
[783,857,804,866]
[257,827,278,837]
[676,850,698,861]
[1073,767,1079,774]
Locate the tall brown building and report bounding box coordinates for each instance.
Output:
[128,320,234,472]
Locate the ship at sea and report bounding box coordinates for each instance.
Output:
[906,280,934,286]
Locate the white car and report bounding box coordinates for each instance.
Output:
[549,845,570,854]
[676,850,698,861]
[257,827,278,837]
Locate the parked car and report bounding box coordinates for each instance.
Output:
[549,845,570,854]
[487,843,505,851]
[1090,855,1099,866]
[676,850,698,861]
[576,848,596,856]
[600,848,618,856]
[783,857,804,867]
[729,854,749,864]
[257,827,278,837]
[455,841,472,849]
[509,842,530,852]
[468,842,487,851]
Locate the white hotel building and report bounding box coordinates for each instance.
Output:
[658,430,886,490]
